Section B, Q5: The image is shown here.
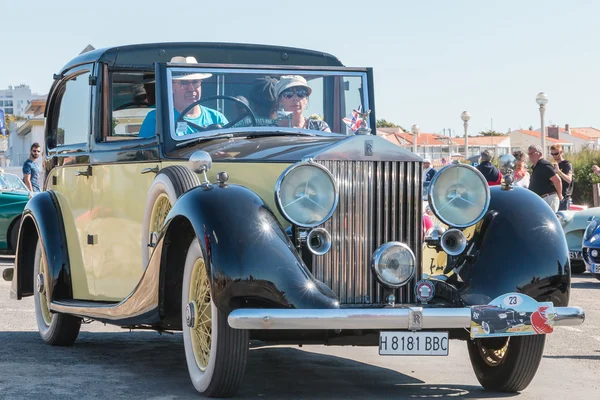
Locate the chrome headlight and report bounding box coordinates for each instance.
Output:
[428,163,490,228]
[275,161,338,228]
[371,242,416,288]
[584,219,598,241]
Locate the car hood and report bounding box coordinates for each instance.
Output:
[177,134,423,163]
[563,207,600,232]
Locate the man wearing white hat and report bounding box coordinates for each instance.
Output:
[139,56,228,138]
[423,159,436,183]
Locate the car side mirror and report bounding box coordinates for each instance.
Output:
[189,150,212,184]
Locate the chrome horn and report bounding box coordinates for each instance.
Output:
[306,228,332,256]
[440,228,467,256]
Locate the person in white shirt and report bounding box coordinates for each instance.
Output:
[512,150,530,188]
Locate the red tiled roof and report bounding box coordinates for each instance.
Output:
[515,130,569,144]
[570,127,600,139]
[453,136,509,146]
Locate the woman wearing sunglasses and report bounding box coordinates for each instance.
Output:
[274,75,331,132]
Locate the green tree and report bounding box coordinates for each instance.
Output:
[479,130,505,137]
[376,119,405,131]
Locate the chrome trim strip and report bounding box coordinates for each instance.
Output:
[50,243,163,321]
[227,306,585,330]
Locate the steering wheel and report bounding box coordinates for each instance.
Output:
[114,101,149,111]
[176,95,257,132]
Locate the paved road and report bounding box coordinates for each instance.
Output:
[0,266,598,399]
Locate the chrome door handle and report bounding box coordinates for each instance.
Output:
[141,166,159,174]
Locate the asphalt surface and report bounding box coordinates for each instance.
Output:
[0,265,598,400]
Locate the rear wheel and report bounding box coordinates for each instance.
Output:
[33,240,81,346]
[182,238,249,398]
[467,335,546,392]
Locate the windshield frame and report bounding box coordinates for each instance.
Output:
[162,63,372,144]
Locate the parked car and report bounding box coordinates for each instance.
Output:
[556,207,600,273]
[0,170,30,256]
[581,218,600,281]
[4,42,584,397]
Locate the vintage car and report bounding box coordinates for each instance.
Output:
[0,171,30,256]
[581,218,600,280]
[4,42,585,397]
[556,207,600,273]
[471,305,530,334]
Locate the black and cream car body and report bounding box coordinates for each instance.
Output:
[4,42,585,397]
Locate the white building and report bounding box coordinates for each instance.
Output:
[7,99,46,169]
[0,84,45,117]
[508,129,572,154]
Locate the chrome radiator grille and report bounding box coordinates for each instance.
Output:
[312,160,422,305]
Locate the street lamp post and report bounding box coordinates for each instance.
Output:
[536,92,548,154]
[411,124,419,156]
[461,111,470,158]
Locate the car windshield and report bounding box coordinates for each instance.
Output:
[165,67,370,140]
[0,173,28,191]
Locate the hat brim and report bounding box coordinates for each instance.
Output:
[172,72,213,81]
[277,82,312,97]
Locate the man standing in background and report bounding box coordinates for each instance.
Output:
[550,145,573,211]
[528,144,562,211]
[23,143,42,192]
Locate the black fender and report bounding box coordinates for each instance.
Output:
[458,186,570,307]
[158,182,339,317]
[11,192,72,301]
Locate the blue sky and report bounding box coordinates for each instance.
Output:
[2,0,599,135]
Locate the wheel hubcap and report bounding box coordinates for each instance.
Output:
[148,194,172,256]
[186,301,196,328]
[189,258,212,371]
[36,273,44,294]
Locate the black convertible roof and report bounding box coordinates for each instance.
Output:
[59,42,345,74]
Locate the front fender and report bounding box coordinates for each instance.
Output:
[11,191,71,300]
[162,182,338,314]
[458,186,570,307]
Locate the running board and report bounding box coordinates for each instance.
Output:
[49,243,164,324]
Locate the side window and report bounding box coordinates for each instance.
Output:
[50,70,92,148]
[107,71,155,141]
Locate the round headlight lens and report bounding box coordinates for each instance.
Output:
[585,219,598,241]
[371,242,416,288]
[428,163,490,228]
[275,161,338,228]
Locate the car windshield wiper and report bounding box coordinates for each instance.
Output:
[175,133,234,149]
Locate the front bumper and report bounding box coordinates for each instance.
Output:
[228,306,585,330]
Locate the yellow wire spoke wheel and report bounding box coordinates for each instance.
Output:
[188,258,212,371]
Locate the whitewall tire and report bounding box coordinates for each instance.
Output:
[141,166,200,268]
[182,238,249,398]
[33,240,81,346]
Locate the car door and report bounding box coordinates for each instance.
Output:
[44,64,96,300]
[86,68,162,301]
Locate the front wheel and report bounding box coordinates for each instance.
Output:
[182,238,249,398]
[571,260,586,274]
[33,240,81,346]
[467,335,546,392]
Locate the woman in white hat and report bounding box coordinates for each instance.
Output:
[274,75,331,132]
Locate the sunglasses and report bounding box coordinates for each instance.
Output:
[551,152,560,156]
[173,80,202,89]
[280,88,309,99]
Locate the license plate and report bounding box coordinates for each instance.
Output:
[594,264,600,274]
[379,331,449,356]
[570,251,582,260]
